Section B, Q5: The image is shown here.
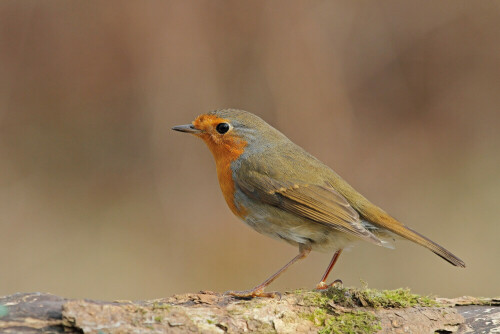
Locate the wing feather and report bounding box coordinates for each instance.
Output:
[237,173,382,245]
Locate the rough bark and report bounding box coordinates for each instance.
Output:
[0,291,498,333]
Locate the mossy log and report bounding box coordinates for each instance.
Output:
[0,288,498,333]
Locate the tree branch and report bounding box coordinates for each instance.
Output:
[0,289,498,333]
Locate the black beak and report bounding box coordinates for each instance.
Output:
[171,124,202,134]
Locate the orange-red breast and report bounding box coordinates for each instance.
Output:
[172,109,465,298]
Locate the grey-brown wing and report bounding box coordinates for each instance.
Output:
[237,172,382,246]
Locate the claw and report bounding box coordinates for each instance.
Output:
[331,279,343,288]
[315,279,343,290]
[315,281,329,290]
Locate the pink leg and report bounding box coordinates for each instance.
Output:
[316,249,343,290]
[226,244,312,298]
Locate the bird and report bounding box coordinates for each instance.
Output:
[172,109,465,298]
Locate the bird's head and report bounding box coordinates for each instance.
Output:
[172,109,281,161]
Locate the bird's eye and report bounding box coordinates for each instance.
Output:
[216,122,230,134]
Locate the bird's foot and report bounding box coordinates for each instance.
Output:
[315,279,343,290]
[224,288,281,299]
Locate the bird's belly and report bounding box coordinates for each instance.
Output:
[237,198,357,252]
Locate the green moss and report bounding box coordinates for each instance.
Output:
[301,293,380,333]
[302,287,356,308]
[320,312,381,334]
[354,288,439,308]
[302,308,380,334]
[299,285,439,333]
[154,315,163,323]
[301,286,438,309]
[302,307,329,326]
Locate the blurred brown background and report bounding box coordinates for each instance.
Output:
[0,1,499,301]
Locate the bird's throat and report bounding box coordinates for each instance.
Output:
[201,135,248,218]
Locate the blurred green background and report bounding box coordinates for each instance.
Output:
[1,1,499,301]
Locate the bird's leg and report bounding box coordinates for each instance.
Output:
[225,244,312,298]
[316,249,343,290]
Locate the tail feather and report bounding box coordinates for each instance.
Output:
[379,217,466,268]
[328,176,466,267]
[402,225,465,267]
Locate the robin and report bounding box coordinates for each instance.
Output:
[172,109,465,298]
